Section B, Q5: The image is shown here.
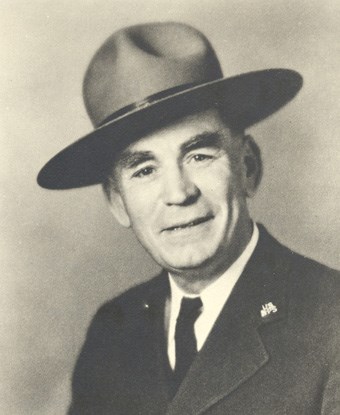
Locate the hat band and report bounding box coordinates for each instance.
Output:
[98,82,203,127]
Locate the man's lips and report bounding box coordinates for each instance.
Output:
[162,215,214,232]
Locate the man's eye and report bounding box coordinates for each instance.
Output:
[191,154,213,162]
[132,166,155,178]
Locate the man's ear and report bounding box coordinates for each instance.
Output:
[105,187,131,228]
[241,134,262,198]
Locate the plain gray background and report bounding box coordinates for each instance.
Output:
[1,1,339,413]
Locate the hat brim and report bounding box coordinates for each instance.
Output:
[38,69,302,189]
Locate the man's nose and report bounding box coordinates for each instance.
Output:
[163,165,200,206]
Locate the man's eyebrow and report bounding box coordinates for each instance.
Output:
[118,151,155,169]
[180,131,224,154]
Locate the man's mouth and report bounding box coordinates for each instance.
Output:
[163,215,213,232]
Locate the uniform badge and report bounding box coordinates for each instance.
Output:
[261,302,278,317]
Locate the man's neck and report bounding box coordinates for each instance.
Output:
[169,219,255,295]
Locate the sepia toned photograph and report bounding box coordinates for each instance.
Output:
[1,1,339,414]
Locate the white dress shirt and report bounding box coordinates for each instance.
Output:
[167,223,259,369]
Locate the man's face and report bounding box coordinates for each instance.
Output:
[108,108,257,274]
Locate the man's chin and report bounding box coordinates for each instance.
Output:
[158,249,215,272]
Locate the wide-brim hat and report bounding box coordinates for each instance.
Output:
[37,22,303,189]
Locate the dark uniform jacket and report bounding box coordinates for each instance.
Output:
[69,225,340,414]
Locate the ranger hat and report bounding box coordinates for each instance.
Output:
[37,22,302,189]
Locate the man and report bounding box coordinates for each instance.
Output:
[37,22,340,414]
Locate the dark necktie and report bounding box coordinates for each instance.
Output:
[171,296,203,396]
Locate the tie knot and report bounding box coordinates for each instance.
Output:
[178,297,203,321]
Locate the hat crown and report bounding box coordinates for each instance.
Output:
[83,22,223,127]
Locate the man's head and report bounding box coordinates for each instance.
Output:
[37,21,302,279]
[36,22,302,279]
[103,106,262,276]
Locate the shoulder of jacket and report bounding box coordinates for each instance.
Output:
[93,271,166,320]
[257,223,340,299]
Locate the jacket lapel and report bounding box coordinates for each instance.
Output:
[166,226,289,415]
